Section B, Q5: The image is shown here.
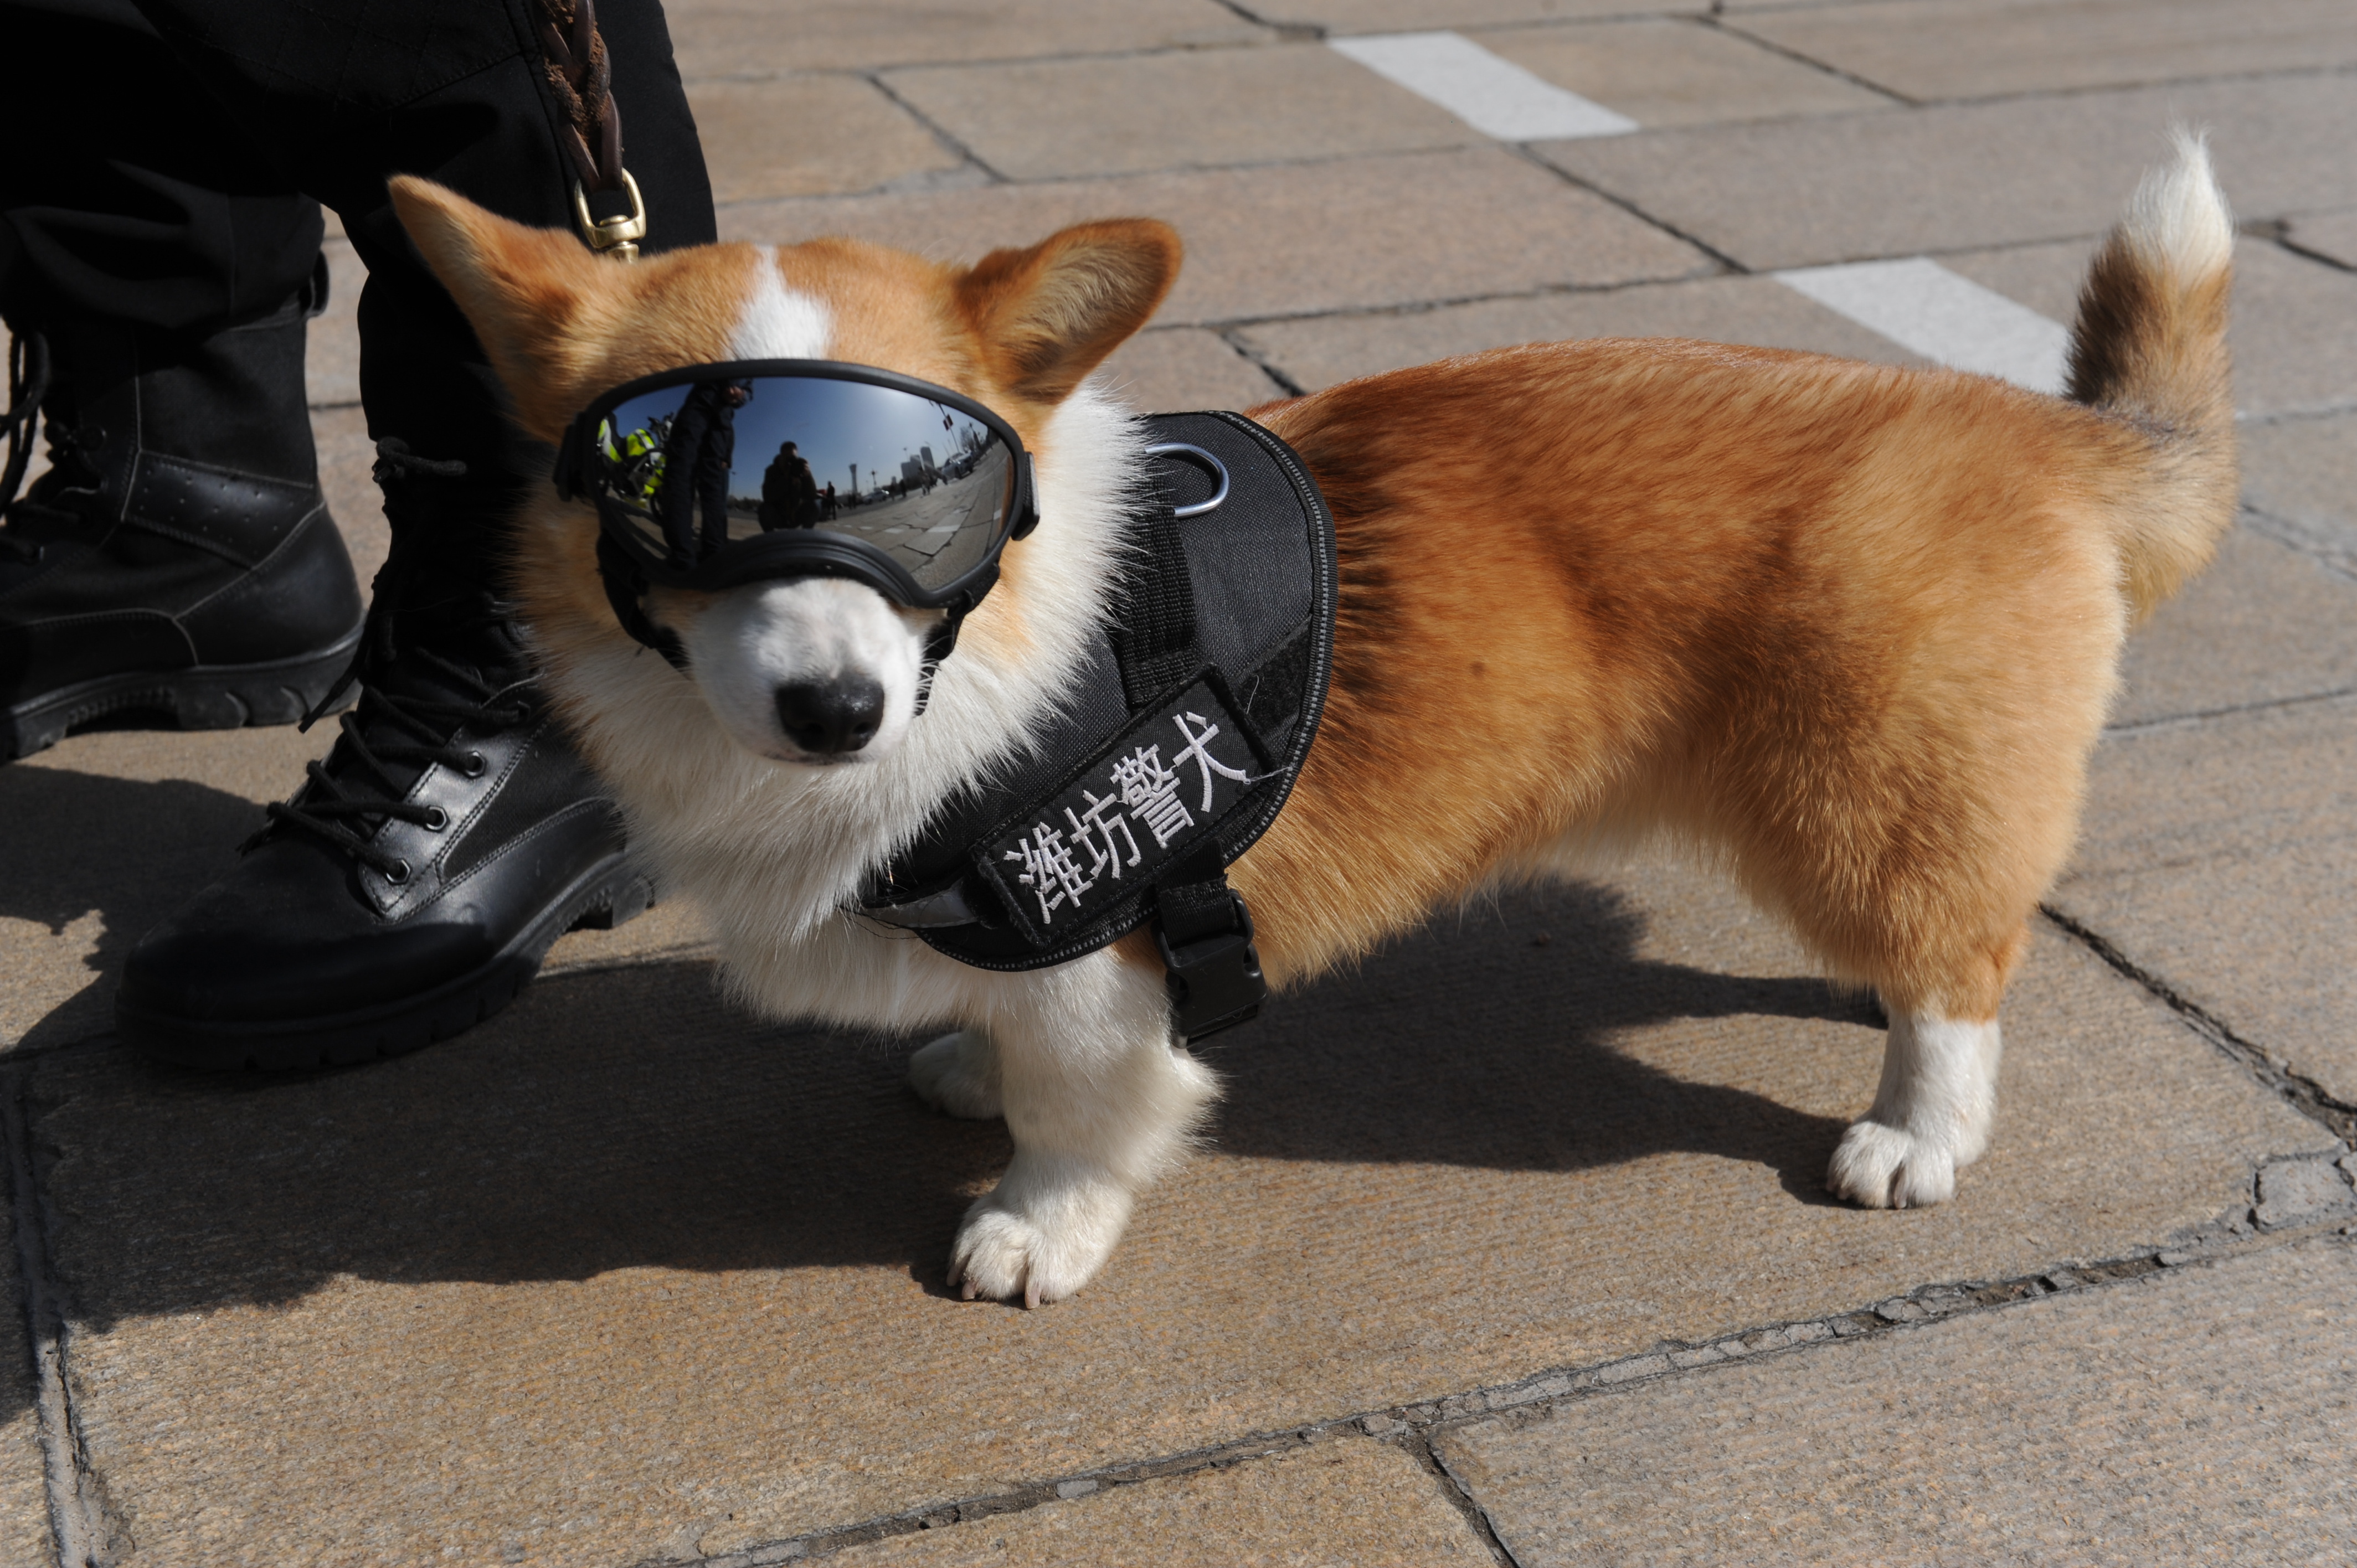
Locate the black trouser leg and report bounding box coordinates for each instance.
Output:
[130,0,717,518]
[93,0,722,1069]
[0,1,363,752]
[0,2,326,339]
[6,0,716,540]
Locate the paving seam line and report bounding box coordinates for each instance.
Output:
[2,1069,112,1567]
[1696,13,1919,107]
[709,140,1546,212]
[1693,26,2357,114]
[2278,236,2355,276]
[1210,327,1308,398]
[2040,905,2357,1143]
[1502,141,1749,273]
[707,145,2282,277]
[1776,60,2357,116]
[857,71,1011,187]
[2237,398,2357,426]
[1131,223,2117,334]
[684,37,1300,86]
[1205,0,1320,42]
[2101,683,2357,737]
[667,1216,2354,1567]
[1399,1426,1522,1568]
[2239,503,2357,587]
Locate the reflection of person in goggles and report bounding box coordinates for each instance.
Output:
[656,378,750,563]
[559,362,1037,656]
[758,440,820,533]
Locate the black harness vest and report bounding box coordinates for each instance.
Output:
[858,411,1337,1040]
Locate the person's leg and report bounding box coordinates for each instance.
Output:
[0,0,366,757]
[107,0,720,1067]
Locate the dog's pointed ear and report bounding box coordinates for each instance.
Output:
[955,220,1181,408]
[388,175,620,437]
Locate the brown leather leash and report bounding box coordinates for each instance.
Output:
[533,0,646,261]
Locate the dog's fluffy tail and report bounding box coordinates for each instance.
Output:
[2066,130,2238,621]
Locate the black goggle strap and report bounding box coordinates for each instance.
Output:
[595,530,693,673]
[913,559,998,716]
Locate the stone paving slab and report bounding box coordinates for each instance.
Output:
[881,43,1480,181]
[722,148,1712,325]
[660,0,1269,79]
[1438,1236,2357,1565]
[1538,73,2357,269]
[2058,690,2357,1110]
[1478,17,1895,127]
[25,849,2323,1562]
[690,76,965,203]
[2067,701,2356,888]
[2243,412,2357,578]
[1730,0,2357,104]
[2056,700,2357,1107]
[835,1439,1492,1566]
[2112,529,2357,728]
[1234,272,1932,394]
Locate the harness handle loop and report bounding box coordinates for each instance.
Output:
[1142,442,1229,518]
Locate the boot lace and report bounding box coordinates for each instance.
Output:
[248,440,537,880]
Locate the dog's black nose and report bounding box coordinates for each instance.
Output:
[775,674,886,755]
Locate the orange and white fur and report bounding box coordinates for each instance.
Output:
[389,133,2235,1305]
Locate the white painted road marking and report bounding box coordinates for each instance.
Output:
[1774,257,2073,394]
[1330,32,1639,142]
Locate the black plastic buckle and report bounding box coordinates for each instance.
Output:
[1154,889,1266,1042]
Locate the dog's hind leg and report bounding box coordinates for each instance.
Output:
[1826,1003,2006,1209]
[909,1029,1005,1120]
[949,954,1219,1306]
[1816,893,2029,1209]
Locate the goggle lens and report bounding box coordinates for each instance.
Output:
[585,373,1021,601]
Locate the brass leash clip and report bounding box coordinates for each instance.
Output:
[573,169,647,263]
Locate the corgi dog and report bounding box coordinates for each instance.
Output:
[387,132,2234,1306]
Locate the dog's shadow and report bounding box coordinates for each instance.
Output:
[29,878,1869,1338]
[1219,884,1869,1190]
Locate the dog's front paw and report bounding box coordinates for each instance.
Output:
[909,1029,1003,1120]
[1827,1120,1958,1209]
[949,1167,1133,1308]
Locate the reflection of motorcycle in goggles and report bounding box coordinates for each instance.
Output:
[557,360,1037,613]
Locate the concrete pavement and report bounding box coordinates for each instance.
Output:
[2,1,2354,1562]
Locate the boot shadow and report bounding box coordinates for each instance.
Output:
[0,763,268,1051]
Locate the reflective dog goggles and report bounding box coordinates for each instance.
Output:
[557,360,1036,612]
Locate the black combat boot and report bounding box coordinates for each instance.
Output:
[0,288,366,759]
[116,442,655,1070]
